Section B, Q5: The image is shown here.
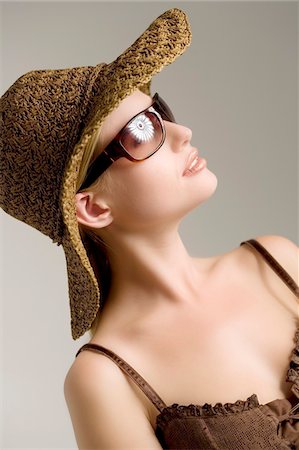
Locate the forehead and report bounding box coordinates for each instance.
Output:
[96,90,152,153]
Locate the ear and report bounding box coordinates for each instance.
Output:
[75,192,113,229]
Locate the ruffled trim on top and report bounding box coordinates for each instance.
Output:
[286,328,299,399]
[156,393,260,430]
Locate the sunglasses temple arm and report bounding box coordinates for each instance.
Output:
[79,151,113,191]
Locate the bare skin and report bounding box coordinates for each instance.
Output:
[75,90,299,431]
[80,238,298,431]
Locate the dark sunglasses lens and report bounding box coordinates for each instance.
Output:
[155,95,176,123]
[120,111,163,160]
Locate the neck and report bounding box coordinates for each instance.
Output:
[97,225,216,329]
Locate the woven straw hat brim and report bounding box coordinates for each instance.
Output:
[61,8,192,340]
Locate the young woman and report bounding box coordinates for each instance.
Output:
[1,7,298,450]
[65,88,299,449]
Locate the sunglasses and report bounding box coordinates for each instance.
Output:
[79,93,176,191]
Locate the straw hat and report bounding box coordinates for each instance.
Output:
[0,8,192,340]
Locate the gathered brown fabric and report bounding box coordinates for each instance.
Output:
[76,239,299,449]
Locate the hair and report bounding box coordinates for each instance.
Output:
[76,87,149,339]
[76,126,113,339]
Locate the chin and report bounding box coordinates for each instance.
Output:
[186,174,218,212]
[193,170,218,198]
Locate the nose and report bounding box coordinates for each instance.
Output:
[165,122,192,152]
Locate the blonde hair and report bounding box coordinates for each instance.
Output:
[76,126,113,339]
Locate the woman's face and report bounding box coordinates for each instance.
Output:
[91,89,218,233]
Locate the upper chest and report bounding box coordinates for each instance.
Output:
[91,245,299,429]
[133,302,297,428]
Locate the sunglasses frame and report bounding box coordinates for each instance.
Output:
[79,93,175,191]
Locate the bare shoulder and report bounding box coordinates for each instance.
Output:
[238,234,299,289]
[64,351,162,449]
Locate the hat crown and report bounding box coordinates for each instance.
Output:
[0,63,106,244]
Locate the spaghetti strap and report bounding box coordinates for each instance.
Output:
[240,239,299,298]
[75,343,167,413]
[75,239,298,415]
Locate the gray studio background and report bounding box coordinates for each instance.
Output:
[1,1,298,448]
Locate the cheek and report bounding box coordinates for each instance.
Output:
[109,161,181,226]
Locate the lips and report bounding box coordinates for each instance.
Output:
[183,150,200,176]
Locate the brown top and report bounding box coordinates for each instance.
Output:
[75,239,299,449]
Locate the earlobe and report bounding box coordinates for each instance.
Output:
[75,192,113,228]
